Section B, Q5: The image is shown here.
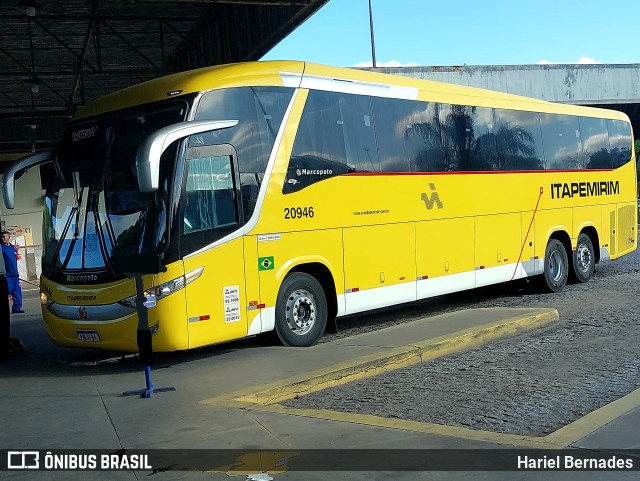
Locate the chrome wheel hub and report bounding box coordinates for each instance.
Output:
[575,243,592,274]
[285,288,316,336]
[549,250,565,282]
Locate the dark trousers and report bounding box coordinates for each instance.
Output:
[0,276,10,358]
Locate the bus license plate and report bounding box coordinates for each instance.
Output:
[76,330,101,342]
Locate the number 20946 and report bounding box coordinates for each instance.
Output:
[284,206,314,219]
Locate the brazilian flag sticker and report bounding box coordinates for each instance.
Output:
[258,256,274,271]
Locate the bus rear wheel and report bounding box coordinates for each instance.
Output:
[570,233,595,283]
[275,272,327,347]
[540,239,569,293]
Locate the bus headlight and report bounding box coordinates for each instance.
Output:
[40,291,53,308]
[118,267,204,308]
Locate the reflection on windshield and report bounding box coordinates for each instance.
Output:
[43,101,187,283]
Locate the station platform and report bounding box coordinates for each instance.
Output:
[2,293,639,480]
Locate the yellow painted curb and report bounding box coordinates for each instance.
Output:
[545,386,640,446]
[254,404,558,448]
[235,309,559,405]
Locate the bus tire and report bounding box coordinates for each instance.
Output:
[275,272,327,347]
[540,239,569,293]
[570,233,595,283]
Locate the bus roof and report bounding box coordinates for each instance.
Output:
[73,60,627,122]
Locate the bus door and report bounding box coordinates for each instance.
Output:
[180,143,248,348]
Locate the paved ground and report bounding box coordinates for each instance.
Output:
[287,245,640,436]
[1,245,639,481]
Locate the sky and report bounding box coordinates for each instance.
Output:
[262,0,637,67]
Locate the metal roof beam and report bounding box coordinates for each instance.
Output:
[0,46,32,75]
[0,43,70,108]
[161,19,188,42]
[143,1,313,4]
[0,70,169,76]
[244,1,325,60]
[0,92,29,113]
[32,18,99,73]
[101,20,161,72]
[0,15,200,21]
[68,1,99,109]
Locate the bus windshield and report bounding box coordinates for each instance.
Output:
[43,100,188,284]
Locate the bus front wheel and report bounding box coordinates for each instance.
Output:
[570,233,595,283]
[275,272,327,347]
[540,239,569,293]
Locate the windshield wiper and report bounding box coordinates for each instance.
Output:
[49,206,77,275]
[71,171,85,238]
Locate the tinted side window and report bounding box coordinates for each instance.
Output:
[540,114,581,170]
[494,109,544,170]
[403,101,445,172]
[370,97,419,172]
[284,90,349,194]
[194,87,293,173]
[607,120,633,168]
[439,105,497,171]
[194,87,292,218]
[579,117,611,169]
[338,94,378,173]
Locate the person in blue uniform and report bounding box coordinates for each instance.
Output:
[1,231,23,314]
[0,250,10,361]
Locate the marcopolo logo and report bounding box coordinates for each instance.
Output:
[65,274,98,283]
[296,168,333,176]
[421,183,443,210]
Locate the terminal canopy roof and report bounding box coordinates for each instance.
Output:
[0,0,328,157]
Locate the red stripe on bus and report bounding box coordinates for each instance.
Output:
[345,169,613,177]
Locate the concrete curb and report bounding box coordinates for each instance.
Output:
[233,308,559,406]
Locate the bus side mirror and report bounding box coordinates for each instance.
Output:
[2,149,54,209]
[135,119,238,193]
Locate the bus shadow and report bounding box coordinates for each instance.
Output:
[0,314,275,379]
[2,278,548,378]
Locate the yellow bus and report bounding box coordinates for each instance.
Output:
[8,61,637,351]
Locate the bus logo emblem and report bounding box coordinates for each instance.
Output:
[421,183,443,209]
[78,307,88,320]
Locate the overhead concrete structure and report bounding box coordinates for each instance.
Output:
[373,63,640,136]
[0,0,329,158]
